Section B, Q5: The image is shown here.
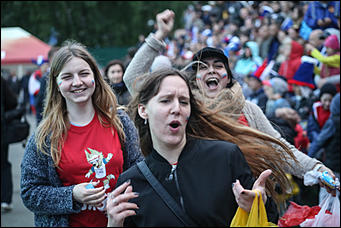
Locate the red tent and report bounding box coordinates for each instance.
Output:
[1,27,51,64]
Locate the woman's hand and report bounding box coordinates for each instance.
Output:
[154,9,175,41]
[317,165,339,196]
[232,169,272,212]
[72,180,106,207]
[107,180,139,227]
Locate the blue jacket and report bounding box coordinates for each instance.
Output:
[304,1,339,30]
[20,109,143,227]
[308,93,340,160]
[234,41,263,76]
[246,87,268,114]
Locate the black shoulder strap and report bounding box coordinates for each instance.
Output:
[137,160,195,226]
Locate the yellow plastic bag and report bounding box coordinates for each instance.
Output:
[230,190,278,227]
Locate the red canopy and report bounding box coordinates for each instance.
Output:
[1,27,51,64]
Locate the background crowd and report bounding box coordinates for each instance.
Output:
[2,0,340,218]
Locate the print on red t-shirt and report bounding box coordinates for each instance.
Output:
[57,113,123,227]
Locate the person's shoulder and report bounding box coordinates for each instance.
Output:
[192,137,239,154]
[116,162,141,185]
[244,100,264,114]
[117,108,131,123]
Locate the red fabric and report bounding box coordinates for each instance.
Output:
[253,59,268,78]
[278,201,321,227]
[287,79,315,89]
[32,69,42,96]
[57,113,123,227]
[262,80,271,87]
[294,124,309,153]
[279,41,304,92]
[315,105,331,128]
[238,113,249,126]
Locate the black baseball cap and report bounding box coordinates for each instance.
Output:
[192,47,230,67]
[191,47,234,87]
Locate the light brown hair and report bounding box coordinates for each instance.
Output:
[35,40,125,167]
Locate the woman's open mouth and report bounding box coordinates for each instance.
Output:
[205,77,219,90]
[169,120,181,133]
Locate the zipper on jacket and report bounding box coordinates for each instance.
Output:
[166,164,177,181]
[165,163,185,211]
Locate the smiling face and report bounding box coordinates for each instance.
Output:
[56,57,95,107]
[195,57,230,98]
[138,75,191,150]
[107,64,123,84]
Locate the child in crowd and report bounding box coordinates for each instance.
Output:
[307,83,337,145]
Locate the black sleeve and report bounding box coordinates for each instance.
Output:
[35,74,47,109]
[230,144,279,223]
[2,77,18,111]
[265,195,279,223]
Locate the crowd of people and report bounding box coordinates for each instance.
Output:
[122,0,340,209]
[1,1,340,227]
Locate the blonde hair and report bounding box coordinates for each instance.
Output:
[128,68,298,204]
[35,40,125,167]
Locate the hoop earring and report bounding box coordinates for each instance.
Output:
[144,118,148,125]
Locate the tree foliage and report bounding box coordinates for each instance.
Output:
[1,1,192,48]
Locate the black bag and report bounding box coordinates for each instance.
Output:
[5,106,30,144]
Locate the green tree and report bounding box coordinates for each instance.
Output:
[1,1,192,47]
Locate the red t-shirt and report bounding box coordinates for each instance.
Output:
[57,112,123,227]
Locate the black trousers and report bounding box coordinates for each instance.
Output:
[1,143,13,204]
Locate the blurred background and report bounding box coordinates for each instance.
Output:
[1,1,191,69]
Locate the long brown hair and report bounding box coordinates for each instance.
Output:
[128,68,297,203]
[35,40,125,167]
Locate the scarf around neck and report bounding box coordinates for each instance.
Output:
[192,81,246,120]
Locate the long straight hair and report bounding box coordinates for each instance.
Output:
[128,68,298,203]
[35,40,125,167]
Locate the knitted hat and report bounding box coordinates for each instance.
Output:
[324,34,340,50]
[263,77,288,96]
[288,56,317,89]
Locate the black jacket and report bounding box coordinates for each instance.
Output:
[111,83,131,106]
[1,76,18,148]
[116,137,278,226]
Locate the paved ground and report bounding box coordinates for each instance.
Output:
[1,113,35,227]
